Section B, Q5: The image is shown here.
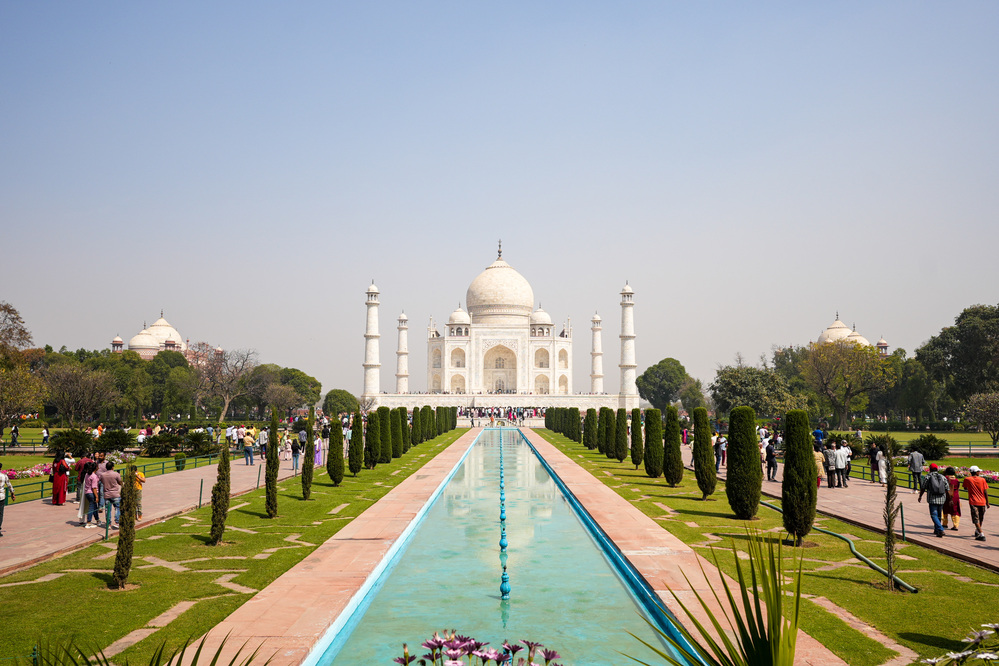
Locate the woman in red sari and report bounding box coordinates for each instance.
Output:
[51,451,71,506]
[942,466,961,531]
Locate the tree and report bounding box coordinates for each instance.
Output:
[399,407,411,453]
[264,384,300,417]
[643,409,663,478]
[323,389,359,418]
[280,367,322,408]
[364,412,379,469]
[801,341,898,429]
[348,409,364,476]
[411,407,423,445]
[390,407,403,458]
[966,392,999,448]
[0,301,33,364]
[692,407,716,500]
[327,415,345,487]
[663,405,684,487]
[614,408,628,462]
[265,409,279,518]
[43,364,120,427]
[598,407,613,458]
[917,303,999,402]
[725,406,762,520]
[710,362,802,417]
[422,405,433,442]
[636,358,688,411]
[678,377,707,412]
[378,406,393,463]
[208,440,231,545]
[0,365,46,428]
[781,410,817,546]
[301,407,315,499]
[583,408,598,450]
[200,348,258,423]
[111,465,138,588]
[630,408,643,469]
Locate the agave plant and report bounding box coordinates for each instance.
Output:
[22,633,269,666]
[627,528,803,666]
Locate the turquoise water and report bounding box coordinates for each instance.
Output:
[322,429,679,665]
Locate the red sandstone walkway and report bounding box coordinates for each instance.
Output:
[682,447,999,573]
[0,455,299,574]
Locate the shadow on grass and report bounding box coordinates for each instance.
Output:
[236,509,270,519]
[897,632,963,652]
[90,571,114,585]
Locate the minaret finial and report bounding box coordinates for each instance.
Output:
[161,309,164,318]
[497,239,502,258]
[836,310,839,320]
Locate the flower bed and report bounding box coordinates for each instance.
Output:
[3,451,136,480]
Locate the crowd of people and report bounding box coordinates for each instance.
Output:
[43,449,146,530]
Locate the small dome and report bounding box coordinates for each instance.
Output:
[530,307,553,326]
[466,256,534,322]
[398,311,408,321]
[591,312,601,323]
[128,330,159,349]
[847,330,871,346]
[817,317,852,344]
[621,282,634,295]
[448,305,471,325]
[366,281,379,294]
[147,316,186,350]
[112,336,123,344]
[877,337,889,347]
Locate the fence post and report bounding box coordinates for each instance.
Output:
[900,503,906,542]
[198,478,204,509]
[256,465,261,489]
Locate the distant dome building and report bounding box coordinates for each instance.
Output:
[112,312,192,360]
[815,313,887,356]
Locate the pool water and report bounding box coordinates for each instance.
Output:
[321,429,682,665]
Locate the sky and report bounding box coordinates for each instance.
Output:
[2,2,997,400]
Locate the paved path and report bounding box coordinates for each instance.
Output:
[684,447,999,573]
[0,455,300,574]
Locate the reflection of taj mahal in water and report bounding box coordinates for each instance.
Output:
[362,245,639,411]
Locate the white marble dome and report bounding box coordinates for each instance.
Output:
[847,329,871,346]
[530,306,553,325]
[448,305,471,325]
[466,257,535,323]
[128,329,158,350]
[147,316,186,350]
[817,318,852,344]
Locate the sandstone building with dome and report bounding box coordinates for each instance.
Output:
[362,246,639,411]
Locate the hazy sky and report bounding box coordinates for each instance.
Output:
[2,2,997,399]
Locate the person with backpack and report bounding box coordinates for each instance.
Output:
[918,463,951,537]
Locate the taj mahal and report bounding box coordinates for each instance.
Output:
[361,245,639,411]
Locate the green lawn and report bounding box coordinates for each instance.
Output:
[536,430,999,666]
[0,429,468,663]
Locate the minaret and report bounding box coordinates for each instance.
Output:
[362,281,381,398]
[619,282,638,398]
[395,312,409,394]
[590,312,604,394]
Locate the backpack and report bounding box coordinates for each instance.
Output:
[928,473,949,496]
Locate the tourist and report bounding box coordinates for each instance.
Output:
[42,425,49,447]
[82,462,100,528]
[99,461,123,528]
[823,443,838,487]
[291,438,301,472]
[10,423,19,447]
[297,426,307,455]
[134,468,146,521]
[258,426,268,458]
[962,466,990,542]
[834,441,850,488]
[867,443,879,483]
[0,463,16,536]
[876,445,888,486]
[713,434,722,471]
[765,439,778,482]
[73,451,92,504]
[51,451,71,506]
[907,448,926,494]
[314,432,323,466]
[917,463,949,537]
[813,444,826,487]
[942,466,961,531]
[720,436,728,467]
[243,430,255,465]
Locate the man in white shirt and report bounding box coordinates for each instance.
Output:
[834,441,851,488]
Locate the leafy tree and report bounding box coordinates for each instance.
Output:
[643,409,663,478]
[208,440,231,545]
[390,407,403,458]
[725,406,762,520]
[636,358,688,411]
[199,348,258,423]
[583,408,598,450]
[678,377,707,412]
[301,407,315,499]
[630,408,643,469]
[323,388,359,418]
[781,410,817,546]
[615,408,628,462]
[411,407,423,445]
[966,392,999,448]
[917,303,999,402]
[663,405,684,487]
[279,367,322,408]
[0,301,33,364]
[800,341,898,429]
[266,410,279,517]
[364,412,379,469]
[111,465,138,588]
[43,364,120,427]
[710,362,802,417]
[692,407,716,500]
[264,384,300,417]
[378,406,393,463]
[348,409,364,476]
[0,364,46,428]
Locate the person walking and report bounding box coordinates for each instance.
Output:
[258,426,268,458]
[906,448,926,494]
[813,444,826,487]
[942,466,961,531]
[963,466,991,542]
[99,461,123,528]
[50,451,71,505]
[134,468,146,521]
[918,463,950,537]
[876,445,888,486]
[867,443,879,483]
[82,462,100,528]
[765,439,778,482]
[0,463,16,536]
[823,442,838,487]
[834,441,850,488]
[73,452,92,504]
[243,430,255,465]
[10,423,19,447]
[291,438,301,472]
[42,426,50,448]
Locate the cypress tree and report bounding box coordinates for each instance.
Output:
[596,408,608,455]
[692,407,716,500]
[436,407,444,436]
[615,408,628,462]
[209,439,231,544]
[364,412,379,469]
[452,406,457,430]
[630,408,643,469]
[378,406,392,463]
[265,409,279,517]
[390,408,403,458]
[725,406,762,520]
[643,408,664,478]
[411,407,422,445]
[584,409,598,450]
[571,408,581,443]
[422,405,434,442]
[327,415,345,487]
[301,406,315,499]
[348,409,364,477]
[782,410,817,546]
[603,407,615,457]
[111,465,137,588]
[400,407,411,453]
[663,405,684,487]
